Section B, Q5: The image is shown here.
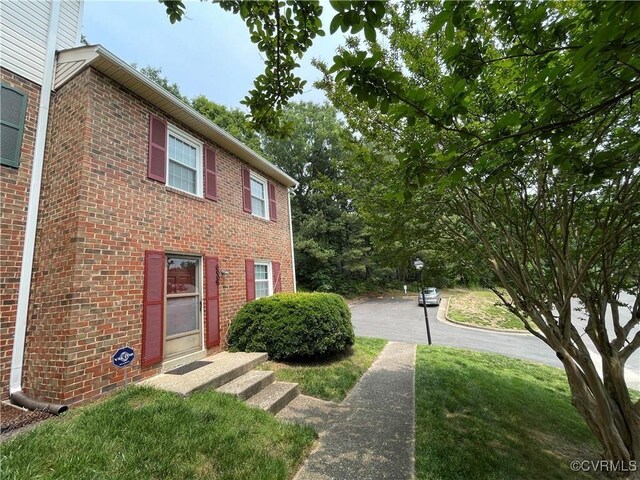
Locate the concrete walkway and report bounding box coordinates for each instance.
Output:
[287,342,416,480]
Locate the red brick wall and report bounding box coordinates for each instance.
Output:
[24,67,295,404]
[23,70,90,403]
[0,68,41,400]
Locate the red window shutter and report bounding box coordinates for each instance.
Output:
[268,182,277,222]
[205,146,218,201]
[204,256,220,348]
[272,261,282,293]
[242,168,252,213]
[142,251,165,367]
[148,115,167,182]
[245,259,255,301]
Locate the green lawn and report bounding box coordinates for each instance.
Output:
[1,386,316,480]
[415,346,601,480]
[445,288,525,330]
[258,337,387,402]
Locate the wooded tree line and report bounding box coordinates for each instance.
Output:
[158,0,640,465]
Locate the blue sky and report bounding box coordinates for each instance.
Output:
[82,1,345,110]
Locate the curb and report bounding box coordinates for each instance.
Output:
[438,297,532,336]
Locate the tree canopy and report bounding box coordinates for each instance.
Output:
[263,102,392,294]
[314,1,640,464]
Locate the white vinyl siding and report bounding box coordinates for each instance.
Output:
[0,0,82,85]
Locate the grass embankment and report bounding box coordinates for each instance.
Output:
[1,386,315,480]
[415,346,601,480]
[258,337,387,402]
[446,288,525,330]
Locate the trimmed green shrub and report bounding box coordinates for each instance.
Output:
[227,293,355,360]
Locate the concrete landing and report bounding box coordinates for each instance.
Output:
[141,351,268,396]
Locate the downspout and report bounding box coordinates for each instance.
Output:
[9,0,68,415]
[288,188,297,292]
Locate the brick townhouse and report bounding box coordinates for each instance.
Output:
[1,1,298,407]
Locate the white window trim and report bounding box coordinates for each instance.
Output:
[254,261,273,299]
[250,172,270,221]
[167,124,203,197]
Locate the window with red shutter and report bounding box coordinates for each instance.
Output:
[148,115,167,182]
[204,256,220,347]
[245,259,255,301]
[142,251,165,367]
[204,146,218,201]
[268,182,277,222]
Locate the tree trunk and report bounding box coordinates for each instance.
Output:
[555,343,640,469]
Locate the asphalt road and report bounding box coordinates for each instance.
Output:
[350,296,563,368]
[350,296,640,389]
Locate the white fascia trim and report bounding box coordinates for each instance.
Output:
[10,0,62,394]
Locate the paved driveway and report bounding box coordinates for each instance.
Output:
[350,296,640,389]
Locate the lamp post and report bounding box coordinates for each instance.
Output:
[414,258,432,345]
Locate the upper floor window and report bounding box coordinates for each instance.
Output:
[250,174,268,219]
[1,84,27,169]
[148,115,217,200]
[168,127,202,196]
[242,167,278,222]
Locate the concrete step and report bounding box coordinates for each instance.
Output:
[141,351,268,396]
[216,370,275,400]
[245,381,300,415]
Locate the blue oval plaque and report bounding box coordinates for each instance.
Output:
[112,346,135,368]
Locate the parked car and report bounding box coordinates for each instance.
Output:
[418,287,441,306]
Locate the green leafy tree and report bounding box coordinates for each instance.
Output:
[136,65,190,104]
[191,95,263,152]
[263,102,383,294]
[159,0,385,135]
[315,2,640,464]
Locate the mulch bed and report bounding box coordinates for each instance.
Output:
[1,402,53,435]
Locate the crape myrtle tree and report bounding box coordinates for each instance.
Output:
[160,1,640,463]
[321,2,640,464]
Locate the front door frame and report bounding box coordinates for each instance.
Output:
[163,253,205,361]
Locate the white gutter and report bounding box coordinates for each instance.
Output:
[288,188,297,292]
[10,0,61,395]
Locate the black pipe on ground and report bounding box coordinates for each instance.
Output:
[10,391,69,415]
